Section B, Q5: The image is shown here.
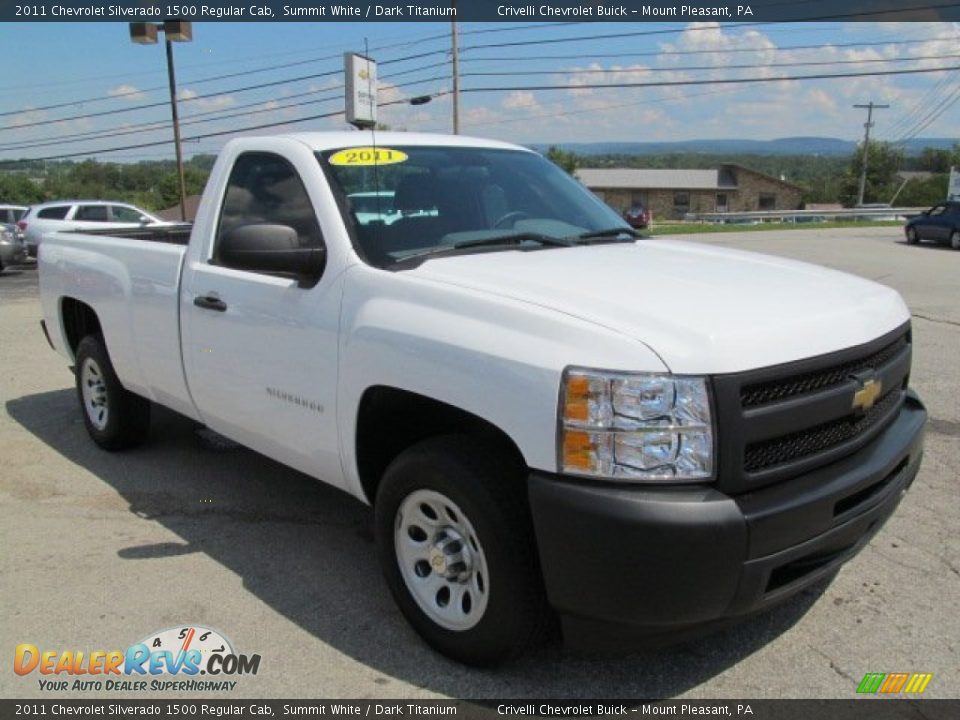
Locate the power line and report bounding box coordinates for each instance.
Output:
[891,82,960,145]
[459,37,935,64]
[459,63,960,94]
[459,52,960,77]
[0,93,450,165]
[0,73,449,152]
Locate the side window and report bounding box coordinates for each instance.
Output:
[215,152,322,263]
[38,206,70,220]
[929,205,946,216]
[111,205,144,223]
[75,205,109,221]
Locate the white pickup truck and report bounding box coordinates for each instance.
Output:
[39,132,926,666]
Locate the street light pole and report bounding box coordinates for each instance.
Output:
[130,21,193,222]
[164,36,188,222]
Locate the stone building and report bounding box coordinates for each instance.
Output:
[576,165,803,220]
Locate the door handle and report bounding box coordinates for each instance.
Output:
[193,294,227,312]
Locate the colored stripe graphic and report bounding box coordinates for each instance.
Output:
[857,673,886,694]
[904,673,933,694]
[879,672,909,693]
[857,672,933,695]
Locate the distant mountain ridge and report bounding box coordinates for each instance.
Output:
[533,137,958,156]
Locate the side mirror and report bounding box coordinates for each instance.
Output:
[219,224,326,284]
[139,215,152,225]
[921,210,930,216]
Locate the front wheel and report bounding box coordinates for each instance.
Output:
[374,435,550,666]
[75,334,151,450]
[951,230,960,250]
[906,226,919,244]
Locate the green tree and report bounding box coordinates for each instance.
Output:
[546,146,579,175]
[839,141,904,206]
[897,174,949,207]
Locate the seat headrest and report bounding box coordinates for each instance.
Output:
[394,175,436,214]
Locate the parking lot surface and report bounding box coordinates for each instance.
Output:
[1,226,957,699]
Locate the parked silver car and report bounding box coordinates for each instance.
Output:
[19,200,167,257]
[0,222,27,271]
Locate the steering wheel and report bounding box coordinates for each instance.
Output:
[492,211,531,229]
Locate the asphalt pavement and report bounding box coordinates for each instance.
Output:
[1,226,957,699]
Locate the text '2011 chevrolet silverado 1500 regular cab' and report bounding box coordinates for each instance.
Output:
[39,132,927,666]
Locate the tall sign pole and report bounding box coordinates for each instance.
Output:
[451,1,460,134]
[853,101,889,207]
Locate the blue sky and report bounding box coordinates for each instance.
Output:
[1,20,959,161]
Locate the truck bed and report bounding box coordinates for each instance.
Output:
[38,228,199,421]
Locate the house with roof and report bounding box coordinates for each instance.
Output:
[575,165,803,220]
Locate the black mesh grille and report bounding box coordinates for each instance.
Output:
[744,389,902,473]
[740,334,908,407]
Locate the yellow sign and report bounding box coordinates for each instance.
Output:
[328,147,408,167]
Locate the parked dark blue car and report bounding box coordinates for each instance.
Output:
[904,201,960,249]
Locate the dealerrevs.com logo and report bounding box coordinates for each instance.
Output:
[14,625,261,693]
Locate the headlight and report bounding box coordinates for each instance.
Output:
[558,368,714,482]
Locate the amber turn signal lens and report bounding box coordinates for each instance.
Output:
[562,430,593,470]
[564,375,590,422]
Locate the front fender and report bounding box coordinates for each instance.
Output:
[337,265,667,501]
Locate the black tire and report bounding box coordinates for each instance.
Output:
[75,334,151,450]
[375,435,551,666]
[951,230,960,250]
[906,226,919,244]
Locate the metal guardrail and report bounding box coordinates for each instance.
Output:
[684,207,926,223]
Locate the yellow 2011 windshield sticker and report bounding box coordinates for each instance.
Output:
[328,147,408,166]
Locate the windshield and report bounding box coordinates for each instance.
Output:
[319,145,629,268]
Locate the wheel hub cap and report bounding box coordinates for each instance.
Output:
[80,358,109,431]
[395,489,489,632]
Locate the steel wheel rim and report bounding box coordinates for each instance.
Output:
[395,489,490,632]
[80,357,109,431]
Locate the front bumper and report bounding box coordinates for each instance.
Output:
[528,391,926,648]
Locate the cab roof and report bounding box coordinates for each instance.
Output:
[277,131,534,154]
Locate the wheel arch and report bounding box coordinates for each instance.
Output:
[354,385,526,506]
[59,296,102,362]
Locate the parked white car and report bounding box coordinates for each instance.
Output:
[19,200,167,257]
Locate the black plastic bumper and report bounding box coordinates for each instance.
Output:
[528,391,926,648]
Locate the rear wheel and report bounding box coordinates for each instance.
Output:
[75,334,150,450]
[951,230,960,250]
[906,226,919,244]
[374,435,550,666]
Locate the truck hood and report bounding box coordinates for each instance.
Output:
[409,240,910,374]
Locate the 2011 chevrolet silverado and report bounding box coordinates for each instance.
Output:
[38,132,927,666]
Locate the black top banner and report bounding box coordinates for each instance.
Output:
[4,0,960,23]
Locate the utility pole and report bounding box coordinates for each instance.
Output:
[853,102,889,207]
[451,1,460,134]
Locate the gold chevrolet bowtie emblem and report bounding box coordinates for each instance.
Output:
[852,378,882,411]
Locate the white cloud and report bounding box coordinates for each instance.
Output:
[107,84,146,101]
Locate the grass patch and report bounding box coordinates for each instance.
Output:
[648,220,903,236]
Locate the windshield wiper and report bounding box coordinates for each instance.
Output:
[389,232,574,270]
[452,232,575,250]
[572,227,639,244]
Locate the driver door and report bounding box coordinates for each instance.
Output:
[180,151,344,486]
